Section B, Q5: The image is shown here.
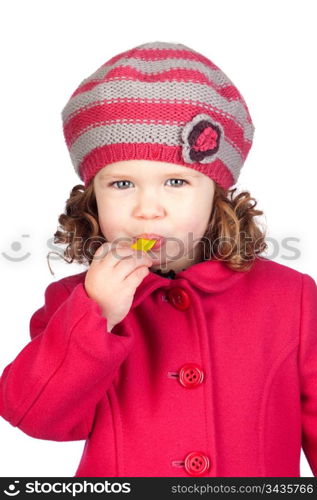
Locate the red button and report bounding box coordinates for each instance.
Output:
[178,363,204,388]
[184,452,210,476]
[166,287,191,310]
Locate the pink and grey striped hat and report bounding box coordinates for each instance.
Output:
[61,41,255,190]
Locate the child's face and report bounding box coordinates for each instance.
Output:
[93,160,215,272]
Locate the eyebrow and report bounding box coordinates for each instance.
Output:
[99,171,200,180]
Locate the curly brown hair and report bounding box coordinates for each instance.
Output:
[47,180,268,275]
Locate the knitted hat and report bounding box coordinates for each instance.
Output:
[61,41,255,190]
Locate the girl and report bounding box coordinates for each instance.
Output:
[0,41,316,478]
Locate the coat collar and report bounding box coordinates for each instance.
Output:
[131,257,258,310]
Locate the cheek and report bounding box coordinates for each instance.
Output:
[193,190,214,226]
[96,199,129,239]
[178,209,208,233]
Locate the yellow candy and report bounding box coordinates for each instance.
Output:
[130,238,157,252]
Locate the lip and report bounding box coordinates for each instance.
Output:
[132,233,166,250]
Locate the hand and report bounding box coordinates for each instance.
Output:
[84,241,153,330]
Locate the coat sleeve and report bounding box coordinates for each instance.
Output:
[0,278,134,441]
[299,273,317,476]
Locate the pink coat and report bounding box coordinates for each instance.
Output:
[1,257,317,477]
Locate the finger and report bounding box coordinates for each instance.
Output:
[124,265,150,286]
[92,241,133,262]
[113,251,153,278]
[89,243,111,264]
[109,241,153,263]
[92,242,152,273]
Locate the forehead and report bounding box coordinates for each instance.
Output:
[96,160,203,178]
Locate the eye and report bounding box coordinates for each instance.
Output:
[109,178,189,189]
[109,180,133,189]
[166,178,189,187]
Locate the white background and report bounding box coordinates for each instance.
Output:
[0,0,316,477]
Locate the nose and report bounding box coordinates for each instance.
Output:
[133,192,165,219]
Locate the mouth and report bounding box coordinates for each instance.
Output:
[132,233,166,250]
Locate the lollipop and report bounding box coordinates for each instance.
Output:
[130,238,157,252]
